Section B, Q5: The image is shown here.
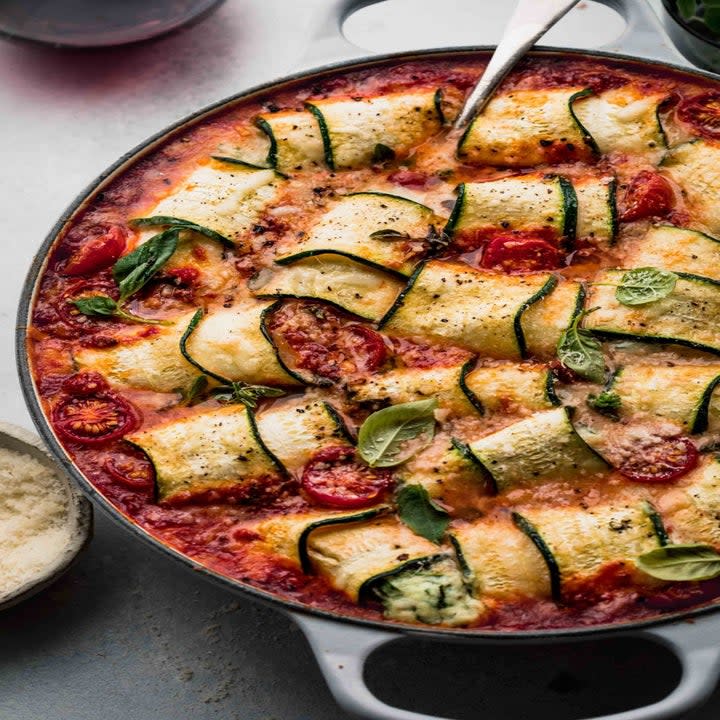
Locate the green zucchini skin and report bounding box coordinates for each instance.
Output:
[305,102,334,170]
[254,117,278,169]
[443,183,466,237]
[434,88,446,126]
[643,501,669,547]
[451,438,495,493]
[516,275,558,358]
[323,402,355,445]
[458,359,485,415]
[248,408,288,478]
[358,554,452,603]
[275,250,411,281]
[512,512,562,603]
[298,507,388,574]
[608,178,619,244]
[558,176,578,249]
[567,88,601,156]
[377,261,426,330]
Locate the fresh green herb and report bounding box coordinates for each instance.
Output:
[129,216,234,248]
[587,390,622,417]
[675,0,720,35]
[637,544,720,581]
[358,398,437,468]
[369,229,411,241]
[396,484,449,543]
[177,375,210,407]
[113,228,179,302]
[615,267,678,306]
[371,143,396,164]
[72,295,168,325]
[556,309,606,384]
[179,309,285,409]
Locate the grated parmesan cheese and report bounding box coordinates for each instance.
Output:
[0,448,75,600]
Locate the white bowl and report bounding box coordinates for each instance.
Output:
[0,421,92,610]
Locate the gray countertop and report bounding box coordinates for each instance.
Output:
[2,1,720,717]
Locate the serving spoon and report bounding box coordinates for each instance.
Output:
[454,0,582,128]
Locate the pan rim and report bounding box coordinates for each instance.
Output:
[17,44,720,641]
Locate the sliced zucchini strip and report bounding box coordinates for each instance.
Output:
[466,407,608,492]
[348,361,478,415]
[306,89,443,170]
[75,302,298,393]
[623,225,720,282]
[585,270,720,355]
[661,458,720,546]
[398,438,489,512]
[575,176,617,244]
[462,363,559,414]
[452,518,552,600]
[256,507,387,567]
[137,157,280,249]
[519,501,663,592]
[457,87,596,167]
[444,175,574,242]
[372,555,485,627]
[256,110,325,172]
[572,86,667,157]
[380,260,556,359]
[276,192,435,277]
[662,140,720,235]
[254,399,352,474]
[128,405,282,502]
[611,363,720,433]
[520,279,585,359]
[254,255,404,322]
[305,514,447,601]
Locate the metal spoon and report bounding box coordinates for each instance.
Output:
[455,0,582,128]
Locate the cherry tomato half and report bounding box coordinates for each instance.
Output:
[53,392,139,445]
[677,91,720,140]
[104,447,155,490]
[63,226,127,276]
[620,171,674,222]
[617,435,698,483]
[387,170,430,189]
[481,235,563,273]
[302,445,392,508]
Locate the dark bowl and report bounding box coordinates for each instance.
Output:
[661,0,720,72]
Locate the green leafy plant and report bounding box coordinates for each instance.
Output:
[358,398,438,468]
[637,543,720,581]
[587,390,622,417]
[372,143,396,164]
[556,309,606,384]
[129,216,234,248]
[369,229,412,241]
[396,484,449,543]
[72,295,169,325]
[179,309,285,409]
[614,267,678,306]
[676,0,720,37]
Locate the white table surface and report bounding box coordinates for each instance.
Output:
[1,1,719,718]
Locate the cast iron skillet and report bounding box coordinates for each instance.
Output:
[15,1,720,718]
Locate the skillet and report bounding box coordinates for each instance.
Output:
[15,1,720,718]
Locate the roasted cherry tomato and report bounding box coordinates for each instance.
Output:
[61,371,109,397]
[104,447,155,490]
[481,235,563,273]
[53,392,139,445]
[387,170,430,189]
[617,435,698,483]
[301,445,392,508]
[63,226,127,276]
[56,278,118,327]
[677,91,720,139]
[269,302,387,381]
[620,171,674,222]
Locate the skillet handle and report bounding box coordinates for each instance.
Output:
[299,0,685,71]
[293,612,720,720]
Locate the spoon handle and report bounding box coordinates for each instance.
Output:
[454,0,582,128]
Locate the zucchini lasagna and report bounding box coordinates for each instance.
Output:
[27,54,720,630]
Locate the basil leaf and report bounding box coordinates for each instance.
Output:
[369,229,411,241]
[358,398,437,468]
[73,295,118,317]
[372,143,395,164]
[637,544,720,581]
[587,390,621,417]
[556,310,606,384]
[113,228,179,302]
[177,375,210,407]
[129,216,234,248]
[676,0,697,21]
[396,484,449,544]
[615,267,678,306]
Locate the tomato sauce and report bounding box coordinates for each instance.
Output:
[26,52,720,631]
